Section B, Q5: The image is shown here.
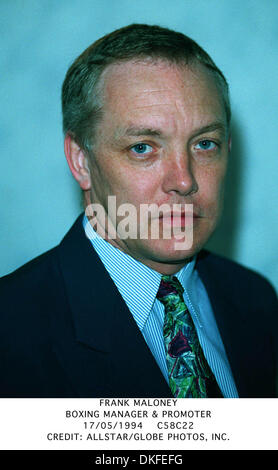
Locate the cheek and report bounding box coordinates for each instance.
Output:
[123,176,161,208]
[90,152,124,197]
[197,166,226,211]
[92,155,160,206]
[102,167,160,203]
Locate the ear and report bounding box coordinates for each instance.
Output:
[64,133,91,190]
[228,135,232,152]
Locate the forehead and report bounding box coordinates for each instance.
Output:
[99,60,226,132]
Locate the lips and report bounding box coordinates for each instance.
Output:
[159,210,200,226]
[159,212,200,219]
[159,212,194,228]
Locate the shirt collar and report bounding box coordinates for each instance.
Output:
[83,214,196,330]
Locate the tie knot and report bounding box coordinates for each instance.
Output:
[156,275,184,302]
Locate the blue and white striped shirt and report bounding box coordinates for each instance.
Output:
[83,215,238,398]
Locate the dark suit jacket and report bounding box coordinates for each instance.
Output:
[0,214,277,398]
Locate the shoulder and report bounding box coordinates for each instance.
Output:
[197,249,277,306]
[196,250,278,318]
[0,246,60,299]
[198,249,276,286]
[0,213,85,302]
[0,212,96,337]
[0,245,64,324]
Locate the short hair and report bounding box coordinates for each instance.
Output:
[62,23,231,153]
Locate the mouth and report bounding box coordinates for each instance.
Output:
[158,211,200,227]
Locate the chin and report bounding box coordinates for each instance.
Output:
[143,238,203,264]
[120,224,216,266]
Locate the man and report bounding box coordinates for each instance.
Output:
[0,24,277,398]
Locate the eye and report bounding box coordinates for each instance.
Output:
[130,143,153,155]
[195,139,217,151]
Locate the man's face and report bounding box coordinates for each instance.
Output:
[86,60,230,274]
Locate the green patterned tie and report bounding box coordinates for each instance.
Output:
[157,275,222,398]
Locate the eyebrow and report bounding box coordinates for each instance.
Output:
[118,126,163,138]
[116,121,227,140]
[193,122,227,135]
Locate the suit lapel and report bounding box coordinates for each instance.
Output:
[108,294,172,397]
[54,221,274,398]
[56,214,171,397]
[196,251,252,396]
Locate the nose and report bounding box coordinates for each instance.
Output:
[161,149,198,197]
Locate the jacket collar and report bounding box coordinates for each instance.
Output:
[57,216,239,376]
[57,214,117,352]
[195,250,249,396]
[57,214,172,397]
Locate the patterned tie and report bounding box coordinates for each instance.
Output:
[157,275,222,398]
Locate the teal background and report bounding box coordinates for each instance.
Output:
[1,0,278,290]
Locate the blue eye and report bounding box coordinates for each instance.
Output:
[195,140,217,150]
[131,143,153,155]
